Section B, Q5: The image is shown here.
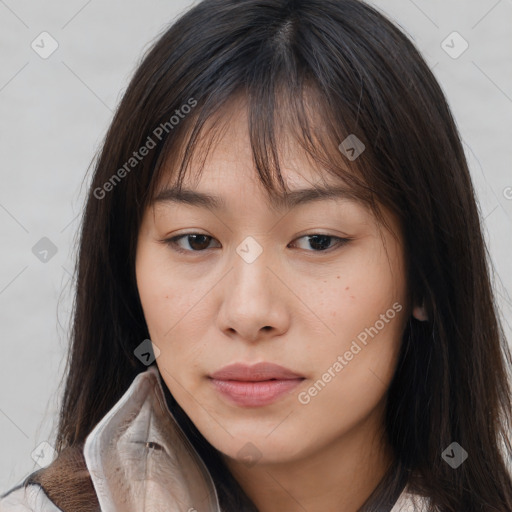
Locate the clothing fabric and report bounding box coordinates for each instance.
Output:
[0,366,429,511]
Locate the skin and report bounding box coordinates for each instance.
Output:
[135,101,413,511]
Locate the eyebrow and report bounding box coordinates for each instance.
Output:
[152,185,359,211]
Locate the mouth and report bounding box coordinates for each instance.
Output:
[208,362,305,407]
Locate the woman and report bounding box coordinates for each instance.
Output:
[2,0,512,510]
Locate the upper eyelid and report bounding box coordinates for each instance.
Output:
[167,232,345,241]
[169,232,220,245]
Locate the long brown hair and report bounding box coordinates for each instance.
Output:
[33,0,512,510]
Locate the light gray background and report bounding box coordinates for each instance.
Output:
[1,0,511,491]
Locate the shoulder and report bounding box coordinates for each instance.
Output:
[0,445,99,512]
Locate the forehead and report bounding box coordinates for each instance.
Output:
[153,156,361,216]
[152,99,361,211]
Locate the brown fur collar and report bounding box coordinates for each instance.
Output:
[27,444,100,512]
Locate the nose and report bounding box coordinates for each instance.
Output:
[216,247,290,343]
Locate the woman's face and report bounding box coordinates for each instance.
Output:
[135,104,410,468]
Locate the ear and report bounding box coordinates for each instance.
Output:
[412,301,429,321]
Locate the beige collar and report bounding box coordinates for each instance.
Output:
[83,365,221,512]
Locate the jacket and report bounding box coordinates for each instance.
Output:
[0,366,429,511]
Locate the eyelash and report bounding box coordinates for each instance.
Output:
[161,233,351,255]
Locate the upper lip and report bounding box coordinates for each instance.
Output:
[209,362,304,381]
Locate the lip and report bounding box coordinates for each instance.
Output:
[209,362,305,407]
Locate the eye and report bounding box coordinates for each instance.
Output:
[289,234,350,252]
[163,233,220,253]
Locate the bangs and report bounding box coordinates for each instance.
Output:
[140,3,407,241]
[146,79,384,223]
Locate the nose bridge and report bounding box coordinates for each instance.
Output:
[217,236,288,339]
[230,239,276,311]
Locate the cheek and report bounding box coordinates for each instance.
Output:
[136,240,189,332]
[304,245,405,345]
[297,240,407,394]
[295,296,405,445]
[135,243,209,371]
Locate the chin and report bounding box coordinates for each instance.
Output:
[213,430,308,465]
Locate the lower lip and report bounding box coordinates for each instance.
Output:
[209,378,304,407]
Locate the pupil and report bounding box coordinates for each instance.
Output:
[309,235,331,251]
[189,234,210,250]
